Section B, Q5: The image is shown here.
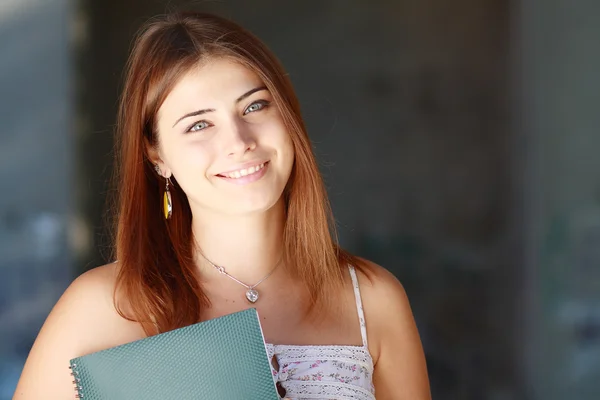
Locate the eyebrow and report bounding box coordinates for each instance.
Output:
[236,86,267,103]
[172,86,268,128]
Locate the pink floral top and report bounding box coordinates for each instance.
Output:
[267,266,375,400]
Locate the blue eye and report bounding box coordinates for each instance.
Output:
[244,100,270,115]
[188,121,210,132]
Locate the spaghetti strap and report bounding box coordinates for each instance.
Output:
[348,265,368,348]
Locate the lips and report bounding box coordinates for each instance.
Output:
[216,161,268,179]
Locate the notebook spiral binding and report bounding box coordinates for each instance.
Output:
[69,361,84,398]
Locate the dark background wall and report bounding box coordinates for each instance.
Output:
[0,1,72,397]
[78,1,515,399]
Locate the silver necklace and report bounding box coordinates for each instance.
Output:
[199,253,280,303]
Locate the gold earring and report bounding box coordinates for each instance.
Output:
[155,164,172,220]
[163,177,172,220]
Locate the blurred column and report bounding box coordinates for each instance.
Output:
[0,0,73,398]
[520,0,600,399]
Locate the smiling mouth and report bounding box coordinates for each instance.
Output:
[217,162,268,179]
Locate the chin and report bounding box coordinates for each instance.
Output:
[232,195,283,216]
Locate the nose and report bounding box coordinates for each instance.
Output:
[226,119,257,157]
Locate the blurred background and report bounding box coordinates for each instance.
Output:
[1,0,599,399]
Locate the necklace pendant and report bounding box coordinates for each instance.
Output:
[246,289,259,303]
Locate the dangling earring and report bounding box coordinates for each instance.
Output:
[155,164,172,220]
[163,177,173,220]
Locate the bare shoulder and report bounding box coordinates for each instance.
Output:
[13,262,145,399]
[353,257,431,399]
[45,262,123,335]
[63,262,118,307]
[353,257,411,329]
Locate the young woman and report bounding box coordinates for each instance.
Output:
[14,11,430,400]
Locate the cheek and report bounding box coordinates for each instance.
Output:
[264,118,293,154]
[280,130,295,160]
[166,139,214,177]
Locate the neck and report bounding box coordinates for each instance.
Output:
[191,198,285,284]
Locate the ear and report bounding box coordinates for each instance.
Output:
[145,137,172,178]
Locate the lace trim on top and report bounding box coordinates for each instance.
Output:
[282,381,375,399]
[266,344,373,369]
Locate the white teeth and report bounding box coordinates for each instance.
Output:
[224,163,265,179]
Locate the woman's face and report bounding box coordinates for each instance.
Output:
[153,58,295,217]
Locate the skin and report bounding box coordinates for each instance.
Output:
[14,58,430,400]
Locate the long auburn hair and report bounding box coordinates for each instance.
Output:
[112,11,365,335]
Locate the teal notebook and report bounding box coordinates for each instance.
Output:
[69,308,279,399]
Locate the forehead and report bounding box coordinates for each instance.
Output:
[158,58,264,115]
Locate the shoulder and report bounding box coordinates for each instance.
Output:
[53,262,122,325]
[351,257,416,355]
[37,262,120,333]
[14,262,144,399]
[353,257,431,398]
[66,262,118,303]
[353,257,411,326]
[41,261,141,348]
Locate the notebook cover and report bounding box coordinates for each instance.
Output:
[69,308,279,399]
